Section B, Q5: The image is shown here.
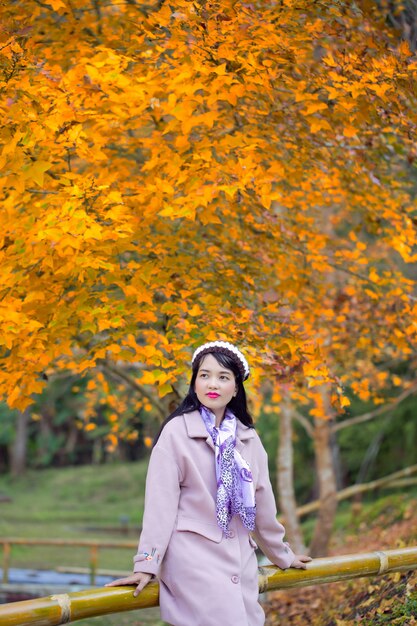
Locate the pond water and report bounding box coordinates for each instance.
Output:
[0,567,114,586]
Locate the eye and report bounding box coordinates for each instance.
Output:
[220,375,230,380]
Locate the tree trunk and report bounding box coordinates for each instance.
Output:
[37,412,53,466]
[92,438,104,464]
[330,425,344,490]
[62,419,79,465]
[309,387,338,557]
[9,409,29,477]
[276,395,307,553]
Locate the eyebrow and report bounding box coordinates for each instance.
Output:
[199,368,232,374]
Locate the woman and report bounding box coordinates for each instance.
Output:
[106,340,311,625]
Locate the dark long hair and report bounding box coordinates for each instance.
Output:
[153,351,254,446]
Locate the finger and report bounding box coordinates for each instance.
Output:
[105,580,124,587]
[133,582,146,597]
[105,577,136,587]
[139,577,151,590]
[134,576,151,596]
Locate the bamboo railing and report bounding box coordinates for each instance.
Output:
[0,547,416,626]
[0,538,137,586]
[296,463,417,518]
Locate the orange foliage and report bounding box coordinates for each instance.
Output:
[0,0,416,412]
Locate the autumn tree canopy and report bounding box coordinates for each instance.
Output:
[1,0,417,422]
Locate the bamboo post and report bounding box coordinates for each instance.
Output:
[2,542,10,584]
[89,545,98,586]
[0,547,416,626]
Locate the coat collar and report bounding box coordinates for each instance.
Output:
[183,409,255,452]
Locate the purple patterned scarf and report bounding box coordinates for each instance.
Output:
[200,406,256,536]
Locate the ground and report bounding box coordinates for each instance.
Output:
[264,495,417,625]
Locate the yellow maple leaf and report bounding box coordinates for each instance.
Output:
[188,304,202,316]
[24,161,53,187]
[310,119,332,133]
[343,125,357,138]
[303,101,328,115]
[212,63,227,75]
[340,396,351,408]
[44,0,66,9]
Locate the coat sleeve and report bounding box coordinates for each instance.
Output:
[252,436,295,570]
[132,444,182,576]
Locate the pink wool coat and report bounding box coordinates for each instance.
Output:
[133,410,295,626]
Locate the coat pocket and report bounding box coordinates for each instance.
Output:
[176,515,223,543]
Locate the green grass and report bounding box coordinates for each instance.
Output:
[300,488,417,547]
[0,462,148,570]
[0,462,148,524]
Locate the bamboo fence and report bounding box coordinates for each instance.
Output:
[296,463,417,518]
[0,538,137,586]
[0,547,416,626]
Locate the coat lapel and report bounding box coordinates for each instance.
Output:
[183,410,215,451]
[236,421,255,453]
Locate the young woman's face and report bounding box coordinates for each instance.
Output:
[194,353,237,417]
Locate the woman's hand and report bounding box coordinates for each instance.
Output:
[105,572,153,597]
[290,554,312,569]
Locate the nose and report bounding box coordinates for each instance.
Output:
[208,378,219,388]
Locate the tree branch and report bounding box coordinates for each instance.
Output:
[295,463,417,518]
[101,361,167,420]
[332,382,417,433]
[293,409,314,437]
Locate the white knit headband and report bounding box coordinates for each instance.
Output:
[191,341,250,381]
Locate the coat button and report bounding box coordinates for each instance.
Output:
[231,575,239,584]
[228,530,235,538]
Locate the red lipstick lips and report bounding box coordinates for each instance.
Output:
[207,393,220,398]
